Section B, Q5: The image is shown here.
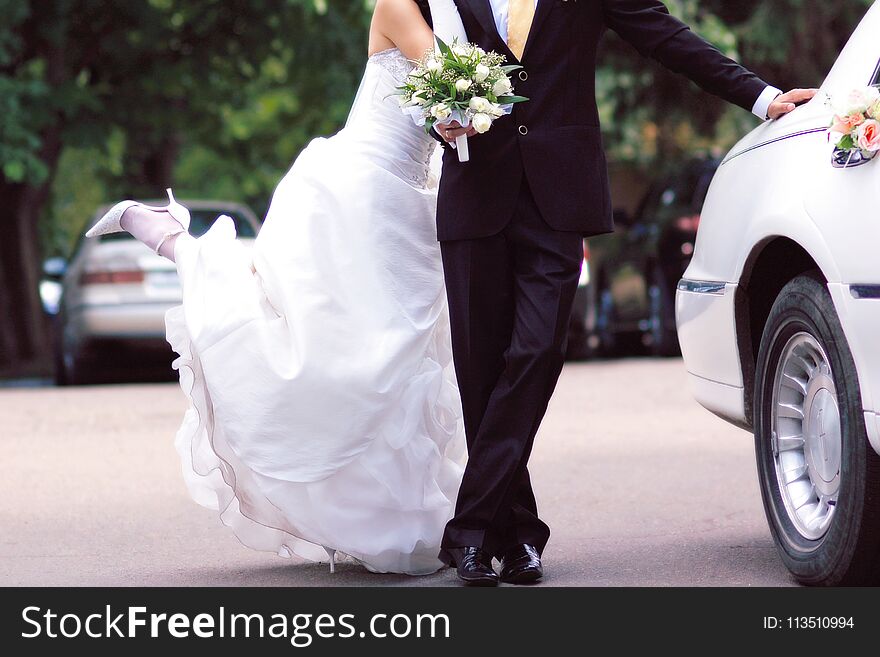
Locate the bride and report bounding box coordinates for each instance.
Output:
[86,0,469,576]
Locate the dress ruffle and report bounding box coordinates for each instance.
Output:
[165,132,467,574]
[166,218,465,574]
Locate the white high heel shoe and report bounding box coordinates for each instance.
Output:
[86,188,191,254]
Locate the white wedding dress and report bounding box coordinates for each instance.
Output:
[165,43,467,575]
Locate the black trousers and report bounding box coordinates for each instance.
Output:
[438,180,583,558]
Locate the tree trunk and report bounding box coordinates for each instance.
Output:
[0,127,62,373]
[142,132,183,191]
[0,184,46,370]
[0,19,69,375]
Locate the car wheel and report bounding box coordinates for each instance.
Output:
[56,341,93,386]
[51,319,70,386]
[53,353,70,386]
[565,329,594,361]
[646,265,680,358]
[754,273,880,585]
[593,281,617,357]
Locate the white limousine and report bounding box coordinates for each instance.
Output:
[676,3,880,586]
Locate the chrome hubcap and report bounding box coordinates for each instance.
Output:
[771,333,841,540]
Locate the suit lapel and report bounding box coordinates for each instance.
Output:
[521,0,553,60]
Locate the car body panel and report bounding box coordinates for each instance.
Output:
[687,372,748,430]
[684,115,839,285]
[828,282,880,455]
[675,284,741,385]
[676,3,880,454]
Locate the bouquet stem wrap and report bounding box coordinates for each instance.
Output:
[435,111,472,163]
[456,135,469,162]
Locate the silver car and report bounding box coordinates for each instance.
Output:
[53,200,260,385]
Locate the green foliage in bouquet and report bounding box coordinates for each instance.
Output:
[398,38,528,135]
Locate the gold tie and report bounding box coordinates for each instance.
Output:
[507,0,536,61]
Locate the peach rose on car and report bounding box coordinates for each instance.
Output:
[857,119,880,152]
[827,86,880,158]
[831,113,865,134]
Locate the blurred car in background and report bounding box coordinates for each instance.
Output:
[566,241,598,360]
[50,200,260,385]
[585,159,720,357]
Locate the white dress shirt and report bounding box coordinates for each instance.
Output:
[485,0,780,119]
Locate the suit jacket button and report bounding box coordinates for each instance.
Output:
[519,125,529,135]
[519,70,529,81]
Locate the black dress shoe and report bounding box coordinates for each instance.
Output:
[499,544,543,584]
[443,547,499,586]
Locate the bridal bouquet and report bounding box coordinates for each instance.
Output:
[827,85,880,167]
[396,38,528,162]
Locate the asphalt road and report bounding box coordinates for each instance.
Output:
[0,358,797,587]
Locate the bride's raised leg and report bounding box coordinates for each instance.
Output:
[120,206,190,261]
[87,189,192,261]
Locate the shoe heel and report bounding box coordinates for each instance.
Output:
[165,188,191,230]
[324,547,337,574]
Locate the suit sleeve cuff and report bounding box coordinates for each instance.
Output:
[752,85,783,120]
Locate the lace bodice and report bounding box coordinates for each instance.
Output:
[368,48,416,84]
[342,48,436,189]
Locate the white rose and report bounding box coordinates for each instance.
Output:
[488,103,505,118]
[471,113,493,134]
[409,91,427,106]
[492,77,513,97]
[453,45,469,57]
[455,79,472,93]
[861,87,880,116]
[474,64,491,83]
[426,58,443,73]
[834,86,880,116]
[431,103,452,120]
[469,96,491,112]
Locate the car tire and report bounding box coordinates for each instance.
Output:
[565,332,593,361]
[647,265,680,358]
[53,355,69,386]
[591,276,617,358]
[55,343,93,386]
[754,272,880,586]
[567,283,598,361]
[51,319,70,386]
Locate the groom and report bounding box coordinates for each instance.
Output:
[434,0,815,586]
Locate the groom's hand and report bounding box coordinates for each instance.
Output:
[439,121,477,143]
[767,88,819,120]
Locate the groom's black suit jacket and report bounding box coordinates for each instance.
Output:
[436,0,770,241]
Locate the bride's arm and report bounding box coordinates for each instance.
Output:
[370,0,435,61]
